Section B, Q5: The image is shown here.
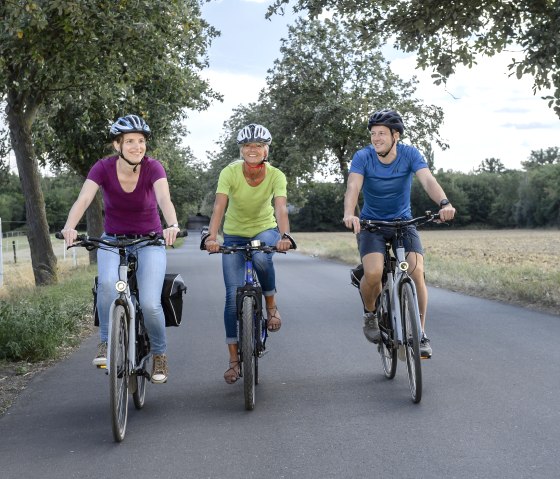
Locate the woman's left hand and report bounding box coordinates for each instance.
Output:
[163,226,180,246]
[276,236,292,252]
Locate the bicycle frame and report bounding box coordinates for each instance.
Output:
[383,240,422,350]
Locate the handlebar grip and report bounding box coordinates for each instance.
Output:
[55,232,63,240]
[177,229,188,238]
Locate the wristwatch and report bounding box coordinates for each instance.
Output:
[439,199,450,208]
[168,223,179,228]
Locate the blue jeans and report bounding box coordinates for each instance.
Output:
[222,228,281,344]
[96,235,167,354]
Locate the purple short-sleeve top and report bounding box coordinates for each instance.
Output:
[87,156,166,235]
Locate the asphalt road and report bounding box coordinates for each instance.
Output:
[1,234,559,479]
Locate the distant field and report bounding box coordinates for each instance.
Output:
[294,229,560,315]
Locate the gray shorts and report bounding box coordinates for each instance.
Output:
[358,225,424,259]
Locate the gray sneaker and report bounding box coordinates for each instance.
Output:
[151,354,168,384]
[420,334,432,358]
[363,312,380,343]
[92,342,108,367]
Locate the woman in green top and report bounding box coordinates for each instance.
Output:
[204,123,293,384]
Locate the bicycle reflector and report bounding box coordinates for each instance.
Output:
[115,280,127,292]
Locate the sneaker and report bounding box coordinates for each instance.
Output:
[420,334,432,358]
[92,342,107,367]
[363,312,380,343]
[151,354,168,384]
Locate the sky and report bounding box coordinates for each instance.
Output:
[184,0,560,174]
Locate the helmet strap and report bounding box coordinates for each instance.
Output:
[118,152,144,173]
[377,136,396,158]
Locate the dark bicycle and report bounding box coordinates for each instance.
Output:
[351,213,440,403]
[201,234,296,410]
[56,231,187,441]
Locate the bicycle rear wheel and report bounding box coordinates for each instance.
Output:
[401,282,422,403]
[241,295,255,410]
[133,321,150,410]
[110,305,129,441]
[378,290,397,379]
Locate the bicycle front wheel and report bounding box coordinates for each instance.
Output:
[110,305,129,441]
[401,282,422,403]
[378,290,397,379]
[241,295,255,410]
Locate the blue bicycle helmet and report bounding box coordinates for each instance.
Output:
[110,114,151,139]
[367,109,404,135]
[237,123,272,145]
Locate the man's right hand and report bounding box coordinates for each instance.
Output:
[343,215,361,233]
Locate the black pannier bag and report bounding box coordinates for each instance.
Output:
[350,264,363,288]
[91,274,187,327]
[161,273,187,327]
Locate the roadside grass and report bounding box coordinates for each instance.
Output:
[295,229,560,315]
[0,235,187,363]
[0,265,95,362]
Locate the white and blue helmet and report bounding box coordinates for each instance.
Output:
[110,114,151,138]
[237,123,272,145]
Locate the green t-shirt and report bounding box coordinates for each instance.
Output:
[216,160,287,237]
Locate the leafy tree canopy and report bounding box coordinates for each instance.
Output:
[267,0,560,116]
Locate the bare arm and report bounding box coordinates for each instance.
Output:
[62,179,99,244]
[204,193,228,252]
[274,196,291,251]
[154,178,180,246]
[343,172,364,233]
[416,168,456,221]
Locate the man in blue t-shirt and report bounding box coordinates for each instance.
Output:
[343,109,456,358]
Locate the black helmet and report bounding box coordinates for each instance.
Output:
[110,114,151,139]
[367,109,404,135]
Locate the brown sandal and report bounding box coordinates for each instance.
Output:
[224,360,240,384]
[266,306,282,332]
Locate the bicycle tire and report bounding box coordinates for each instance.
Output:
[401,282,422,403]
[378,289,397,379]
[132,318,150,410]
[110,304,129,441]
[241,295,255,410]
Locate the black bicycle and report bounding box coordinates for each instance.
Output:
[352,213,440,403]
[56,231,186,441]
[201,234,296,410]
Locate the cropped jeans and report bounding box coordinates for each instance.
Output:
[96,235,167,354]
[222,228,281,344]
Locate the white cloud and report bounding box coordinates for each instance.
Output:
[390,51,560,172]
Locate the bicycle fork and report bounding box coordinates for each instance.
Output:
[106,264,136,372]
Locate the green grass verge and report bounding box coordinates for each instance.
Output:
[0,266,95,362]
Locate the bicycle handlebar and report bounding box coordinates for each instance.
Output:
[199,231,297,253]
[359,212,441,232]
[55,230,188,249]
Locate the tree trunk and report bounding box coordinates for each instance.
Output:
[86,191,104,264]
[6,101,58,286]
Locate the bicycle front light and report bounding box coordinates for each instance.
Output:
[115,280,127,292]
[398,261,409,271]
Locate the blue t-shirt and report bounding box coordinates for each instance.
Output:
[349,143,428,220]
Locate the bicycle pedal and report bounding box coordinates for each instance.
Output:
[96,364,107,370]
[421,354,432,360]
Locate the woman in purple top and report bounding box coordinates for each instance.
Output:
[61,115,180,384]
